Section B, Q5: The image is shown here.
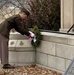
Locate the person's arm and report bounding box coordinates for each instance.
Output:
[14,18,30,36]
[14,17,36,42]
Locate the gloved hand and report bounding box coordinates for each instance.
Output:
[29,31,35,37]
[29,31,36,42]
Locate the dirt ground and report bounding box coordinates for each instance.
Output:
[0,65,62,75]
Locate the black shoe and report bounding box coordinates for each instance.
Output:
[3,64,15,69]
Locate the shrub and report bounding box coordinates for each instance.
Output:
[28,0,60,31]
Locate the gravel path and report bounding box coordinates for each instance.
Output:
[0,65,62,75]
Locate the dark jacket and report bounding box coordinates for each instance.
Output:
[0,14,30,39]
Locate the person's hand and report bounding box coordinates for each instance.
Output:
[29,31,36,42]
[29,31,35,38]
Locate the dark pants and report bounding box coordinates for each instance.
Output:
[0,34,9,65]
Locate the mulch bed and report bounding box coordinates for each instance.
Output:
[1,65,62,75]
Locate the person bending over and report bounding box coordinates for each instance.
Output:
[0,8,35,69]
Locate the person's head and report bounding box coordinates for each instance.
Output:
[19,8,30,20]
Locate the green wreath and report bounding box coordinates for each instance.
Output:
[31,26,41,47]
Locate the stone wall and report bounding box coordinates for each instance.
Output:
[9,32,35,66]
[36,32,74,74]
[9,32,74,74]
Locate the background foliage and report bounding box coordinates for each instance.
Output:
[26,0,60,31]
[0,0,60,31]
